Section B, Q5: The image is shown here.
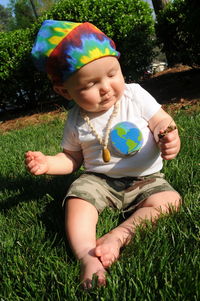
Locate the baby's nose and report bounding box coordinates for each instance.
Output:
[100,81,110,94]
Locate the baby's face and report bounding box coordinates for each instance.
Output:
[62,56,125,113]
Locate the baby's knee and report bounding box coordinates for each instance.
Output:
[158,191,182,212]
[170,192,182,210]
[143,191,181,212]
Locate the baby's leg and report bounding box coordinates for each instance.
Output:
[95,191,181,267]
[65,198,106,289]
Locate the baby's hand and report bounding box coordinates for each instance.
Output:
[25,151,48,175]
[158,128,180,160]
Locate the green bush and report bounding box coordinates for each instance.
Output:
[0,0,155,109]
[155,0,200,67]
[0,25,54,110]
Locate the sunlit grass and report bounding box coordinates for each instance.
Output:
[0,111,199,300]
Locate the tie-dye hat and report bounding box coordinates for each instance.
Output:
[31,20,120,85]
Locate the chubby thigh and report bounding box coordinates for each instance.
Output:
[63,172,178,214]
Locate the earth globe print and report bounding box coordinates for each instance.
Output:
[110,122,143,156]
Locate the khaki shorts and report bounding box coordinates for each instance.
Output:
[64,172,177,214]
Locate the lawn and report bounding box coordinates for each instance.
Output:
[0,110,199,300]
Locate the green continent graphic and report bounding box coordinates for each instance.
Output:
[110,122,143,155]
[126,139,137,152]
[116,127,126,139]
[138,132,143,141]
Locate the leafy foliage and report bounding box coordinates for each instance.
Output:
[0,26,53,109]
[6,0,58,30]
[0,4,13,32]
[155,0,200,66]
[14,0,36,29]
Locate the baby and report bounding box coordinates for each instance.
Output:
[25,20,181,289]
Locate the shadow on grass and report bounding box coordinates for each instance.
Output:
[140,67,200,103]
[0,173,73,211]
[0,172,79,256]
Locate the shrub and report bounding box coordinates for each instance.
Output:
[155,0,200,67]
[0,0,155,109]
[0,25,54,111]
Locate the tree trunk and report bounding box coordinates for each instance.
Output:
[151,0,169,16]
[151,0,170,64]
[29,0,38,18]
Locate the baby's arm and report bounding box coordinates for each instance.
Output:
[148,108,181,160]
[25,149,83,175]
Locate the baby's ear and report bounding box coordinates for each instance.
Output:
[53,85,72,100]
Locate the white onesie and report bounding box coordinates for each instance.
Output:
[61,83,162,178]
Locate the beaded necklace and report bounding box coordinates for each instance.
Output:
[81,101,119,163]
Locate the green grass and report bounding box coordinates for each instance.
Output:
[0,111,199,300]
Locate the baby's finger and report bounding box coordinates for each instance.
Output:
[29,164,42,175]
[25,154,35,165]
[25,156,34,165]
[25,150,34,158]
[161,152,177,160]
[159,129,178,142]
[30,167,40,175]
[159,139,179,151]
[161,146,178,157]
[27,160,38,170]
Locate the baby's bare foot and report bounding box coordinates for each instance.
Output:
[80,253,107,289]
[95,230,123,268]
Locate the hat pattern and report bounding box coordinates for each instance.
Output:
[31,20,120,84]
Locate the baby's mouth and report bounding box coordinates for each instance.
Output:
[101,93,114,103]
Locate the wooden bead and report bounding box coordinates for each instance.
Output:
[102,148,111,163]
